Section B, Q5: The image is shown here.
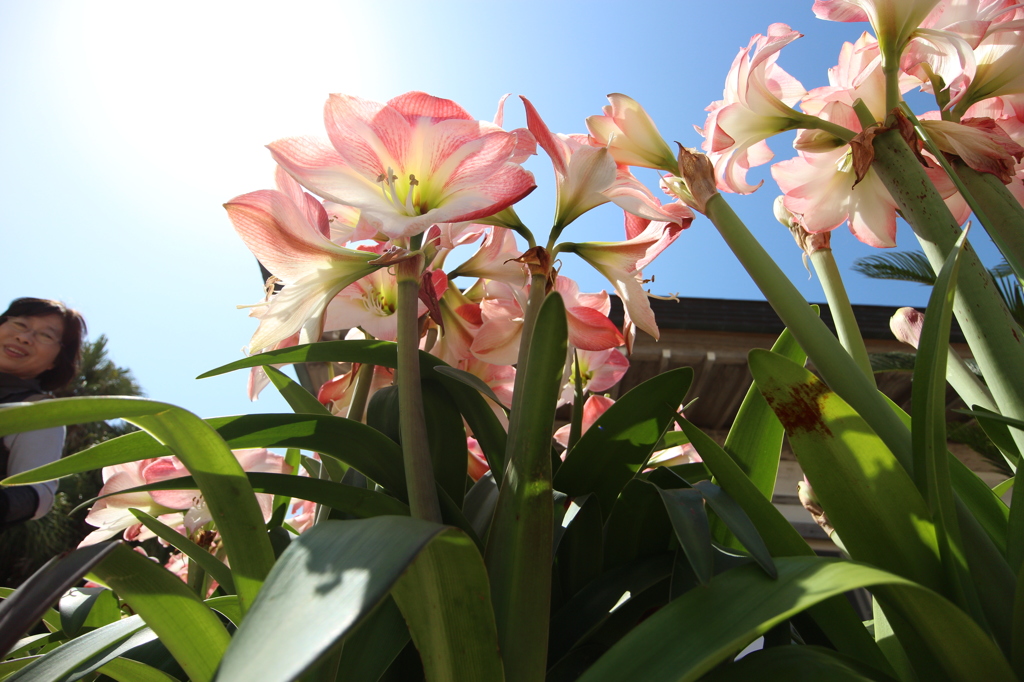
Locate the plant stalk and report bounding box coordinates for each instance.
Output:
[951,159,1024,285]
[808,249,876,387]
[396,256,442,523]
[870,129,1024,454]
[507,273,550,424]
[899,104,1024,284]
[703,194,914,472]
[345,362,375,423]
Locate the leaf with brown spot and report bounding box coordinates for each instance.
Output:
[748,349,946,595]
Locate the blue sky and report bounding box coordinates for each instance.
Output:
[0,0,1001,419]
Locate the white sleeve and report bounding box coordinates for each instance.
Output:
[4,425,65,519]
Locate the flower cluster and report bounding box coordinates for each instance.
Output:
[219,92,693,485]
[689,1,1024,248]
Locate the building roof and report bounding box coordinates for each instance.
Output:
[606,296,965,343]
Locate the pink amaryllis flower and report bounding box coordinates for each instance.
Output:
[814,0,1004,109]
[81,449,290,546]
[564,208,690,340]
[586,93,678,172]
[813,0,943,54]
[226,189,382,352]
[320,245,447,342]
[449,226,529,286]
[774,37,922,248]
[559,348,630,405]
[554,394,616,451]
[956,5,1024,109]
[771,144,901,248]
[700,24,808,194]
[268,92,536,240]
[521,96,687,231]
[920,115,1024,181]
[469,277,625,365]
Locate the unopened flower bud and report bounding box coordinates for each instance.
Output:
[797,477,834,536]
[774,196,830,256]
[673,145,718,214]
[890,307,925,349]
[586,94,677,172]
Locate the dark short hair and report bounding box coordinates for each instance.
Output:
[0,298,87,391]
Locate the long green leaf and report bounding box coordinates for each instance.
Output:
[421,378,469,505]
[548,554,673,670]
[9,413,407,501]
[885,395,1016,651]
[335,597,409,682]
[1013,562,1024,678]
[66,626,187,682]
[90,543,231,682]
[911,229,973,614]
[965,405,1022,471]
[554,368,693,515]
[693,480,775,579]
[433,365,508,411]
[723,326,806,500]
[888,396,1011,558]
[129,509,236,594]
[701,645,897,681]
[199,340,508,483]
[213,518,502,682]
[391,523,503,682]
[0,398,274,614]
[554,494,604,603]
[484,291,566,682]
[96,657,183,682]
[0,657,38,677]
[656,487,713,585]
[204,596,242,627]
[264,365,333,416]
[579,556,1014,682]
[5,616,147,682]
[264,365,347,484]
[0,542,117,659]
[748,350,945,594]
[81,472,410,522]
[603,480,674,572]
[949,455,1010,554]
[709,325,806,551]
[676,418,893,674]
[0,588,60,633]
[58,587,120,638]
[4,632,65,660]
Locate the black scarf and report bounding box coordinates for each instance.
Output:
[0,372,44,405]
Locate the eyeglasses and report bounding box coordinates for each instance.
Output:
[4,318,62,347]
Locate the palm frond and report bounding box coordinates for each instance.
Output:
[852,250,936,285]
[993,272,1024,328]
[990,257,1014,279]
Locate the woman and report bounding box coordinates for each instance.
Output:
[0,298,86,529]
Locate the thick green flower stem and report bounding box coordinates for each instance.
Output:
[881,48,902,119]
[485,288,565,682]
[901,103,1024,283]
[345,362,375,422]
[808,249,876,387]
[507,273,550,421]
[870,130,1024,444]
[951,159,1024,283]
[945,346,998,415]
[396,257,442,524]
[703,194,914,472]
